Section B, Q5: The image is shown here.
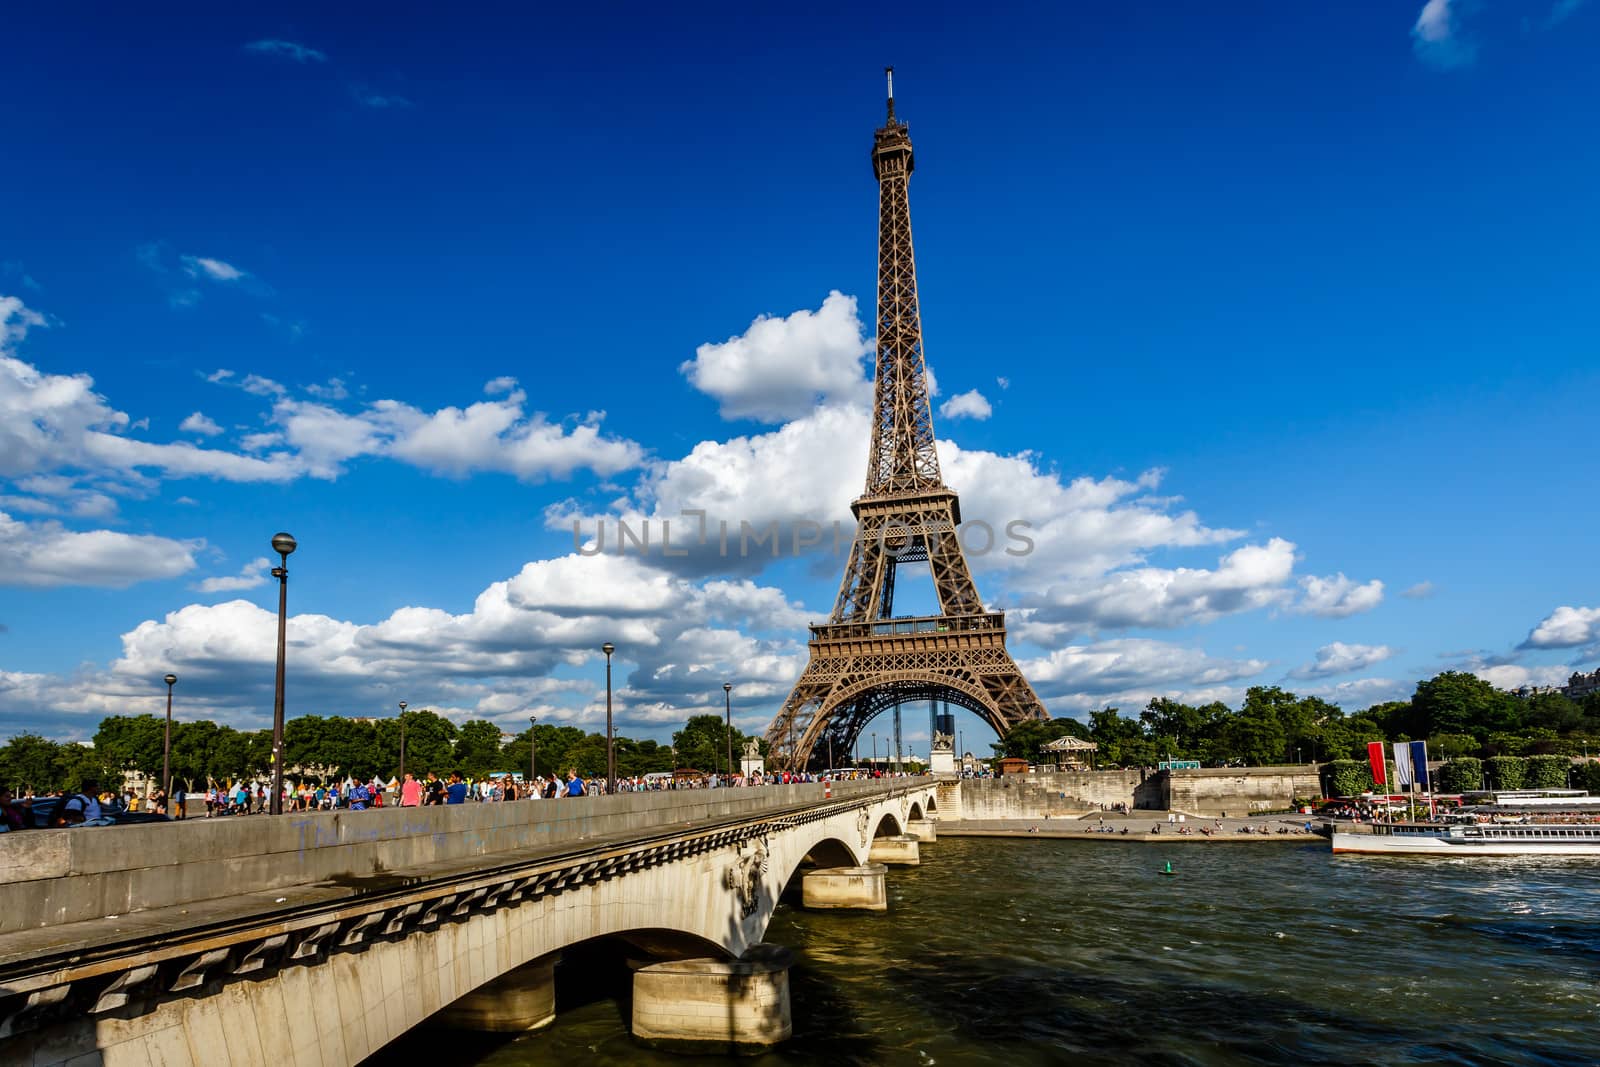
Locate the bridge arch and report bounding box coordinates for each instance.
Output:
[873,812,903,838]
[801,835,865,870]
[908,801,924,821]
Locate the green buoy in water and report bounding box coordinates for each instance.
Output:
[1159,860,1176,877]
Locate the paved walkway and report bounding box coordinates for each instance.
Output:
[941,812,1322,843]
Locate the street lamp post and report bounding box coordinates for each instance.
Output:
[162,673,177,809]
[397,702,407,782]
[529,715,538,788]
[268,532,297,815]
[723,683,733,778]
[872,732,878,770]
[602,642,615,795]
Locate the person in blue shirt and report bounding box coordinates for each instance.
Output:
[565,770,585,797]
[446,773,469,805]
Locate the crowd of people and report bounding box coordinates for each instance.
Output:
[0,765,924,829]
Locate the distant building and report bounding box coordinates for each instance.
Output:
[1512,669,1600,702]
[1566,670,1600,701]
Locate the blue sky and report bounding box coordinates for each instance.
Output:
[2,1,1597,748]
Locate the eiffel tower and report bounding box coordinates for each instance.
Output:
[765,70,1049,771]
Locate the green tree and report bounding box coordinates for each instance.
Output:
[672,714,743,774]
[454,719,505,777]
[1436,757,1483,793]
[92,714,167,778]
[1524,754,1570,789]
[0,734,67,792]
[995,718,1093,763]
[1325,759,1375,797]
[1410,672,1521,740]
[1088,708,1156,767]
[1217,687,1294,766]
[1486,755,1527,790]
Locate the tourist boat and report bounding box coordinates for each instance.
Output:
[1330,821,1600,856]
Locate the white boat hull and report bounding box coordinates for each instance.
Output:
[1332,829,1600,856]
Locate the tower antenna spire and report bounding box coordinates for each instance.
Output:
[885,65,895,122]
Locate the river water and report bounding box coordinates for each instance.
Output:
[406,838,1600,1066]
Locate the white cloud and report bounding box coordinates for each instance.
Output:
[1401,581,1434,599]
[179,411,223,436]
[1412,0,1477,68]
[0,512,197,588]
[180,256,245,282]
[194,557,270,594]
[240,374,287,397]
[679,291,872,422]
[0,295,46,348]
[939,389,992,421]
[1474,663,1576,691]
[485,376,518,395]
[244,39,327,63]
[1015,538,1297,638]
[1289,642,1396,680]
[0,304,642,491]
[1295,573,1384,618]
[1306,677,1411,709]
[1,553,815,736]
[996,377,1010,391]
[1520,605,1600,650]
[1023,638,1267,702]
[304,378,348,401]
[240,432,284,451]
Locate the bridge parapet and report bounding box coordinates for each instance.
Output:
[0,779,896,935]
[0,780,938,1064]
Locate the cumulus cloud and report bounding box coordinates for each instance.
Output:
[939,389,992,421]
[0,307,643,497]
[0,553,815,736]
[1015,538,1297,639]
[244,39,327,63]
[1023,638,1267,703]
[194,557,270,594]
[679,291,872,422]
[179,411,223,436]
[0,511,197,588]
[1520,605,1600,650]
[1289,642,1396,680]
[1295,573,1384,618]
[1412,0,1477,68]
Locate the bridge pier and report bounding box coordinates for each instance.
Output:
[801,863,888,910]
[631,944,792,1054]
[868,834,921,865]
[436,953,558,1032]
[905,818,938,842]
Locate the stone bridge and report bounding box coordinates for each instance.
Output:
[0,779,940,1065]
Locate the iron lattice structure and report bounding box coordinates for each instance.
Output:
[765,73,1049,771]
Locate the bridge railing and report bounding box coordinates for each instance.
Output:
[0,778,913,934]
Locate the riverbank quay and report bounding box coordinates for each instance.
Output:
[939,815,1319,843]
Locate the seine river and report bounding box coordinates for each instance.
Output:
[406,838,1600,1065]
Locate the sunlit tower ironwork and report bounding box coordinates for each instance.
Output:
[765,69,1048,771]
